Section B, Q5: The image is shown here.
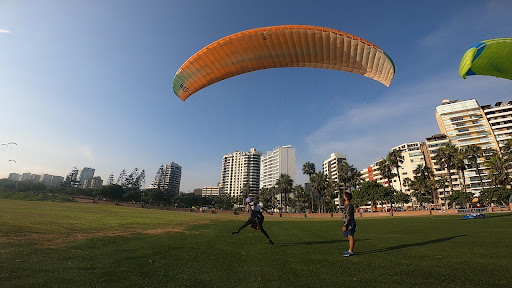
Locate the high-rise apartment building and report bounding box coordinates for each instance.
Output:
[79,167,95,185]
[422,134,454,207]
[435,99,498,194]
[482,101,512,152]
[21,173,32,181]
[221,148,262,197]
[8,172,64,187]
[436,99,498,150]
[151,162,182,195]
[322,153,347,183]
[390,142,425,193]
[8,173,21,181]
[163,162,182,196]
[260,145,296,188]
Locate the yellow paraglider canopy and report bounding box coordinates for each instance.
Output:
[459,38,512,81]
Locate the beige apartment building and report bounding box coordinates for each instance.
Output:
[435,99,498,194]
[422,134,457,208]
[390,142,425,194]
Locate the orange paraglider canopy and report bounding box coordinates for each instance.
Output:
[173,25,395,101]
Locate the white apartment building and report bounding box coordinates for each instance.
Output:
[221,148,262,197]
[322,153,347,183]
[21,172,32,181]
[391,142,425,193]
[51,176,64,187]
[163,162,182,196]
[436,99,498,194]
[322,152,347,208]
[202,186,220,196]
[360,160,386,185]
[260,145,296,188]
[8,172,64,187]
[82,176,103,189]
[482,101,512,152]
[8,173,21,181]
[79,167,95,185]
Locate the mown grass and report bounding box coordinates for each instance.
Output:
[1,199,511,288]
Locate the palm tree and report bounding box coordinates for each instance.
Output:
[293,185,307,212]
[310,171,328,213]
[454,147,468,193]
[413,164,436,207]
[302,162,316,179]
[302,162,316,211]
[259,187,273,209]
[485,154,512,188]
[436,175,449,209]
[433,143,458,194]
[465,144,485,192]
[242,183,251,199]
[348,167,362,192]
[276,174,293,212]
[387,150,404,192]
[378,158,395,188]
[501,139,512,158]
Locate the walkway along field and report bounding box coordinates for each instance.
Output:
[75,197,511,219]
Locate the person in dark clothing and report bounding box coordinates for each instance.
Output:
[232,197,274,245]
[342,192,356,257]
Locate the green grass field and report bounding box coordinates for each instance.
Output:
[1,199,511,288]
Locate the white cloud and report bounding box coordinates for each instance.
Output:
[0,29,11,34]
[79,146,95,162]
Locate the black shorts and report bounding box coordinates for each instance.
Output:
[343,222,356,237]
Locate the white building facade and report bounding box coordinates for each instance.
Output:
[482,101,512,152]
[260,145,296,188]
[221,148,262,197]
[202,186,220,196]
[391,142,426,193]
[163,162,182,196]
[322,153,347,183]
[79,167,95,185]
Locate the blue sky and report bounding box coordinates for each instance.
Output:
[1,0,512,192]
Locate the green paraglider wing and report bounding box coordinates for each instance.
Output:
[459,38,512,81]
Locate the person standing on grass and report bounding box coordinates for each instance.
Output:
[342,192,356,257]
[232,197,274,245]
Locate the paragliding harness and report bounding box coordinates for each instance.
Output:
[248,205,263,230]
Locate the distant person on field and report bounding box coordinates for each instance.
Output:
[342,192,356,257]
[232,197,274,245]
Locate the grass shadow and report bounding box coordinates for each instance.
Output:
[485,213,512,219]
[357,235,467,255]
[277,238,369,247]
